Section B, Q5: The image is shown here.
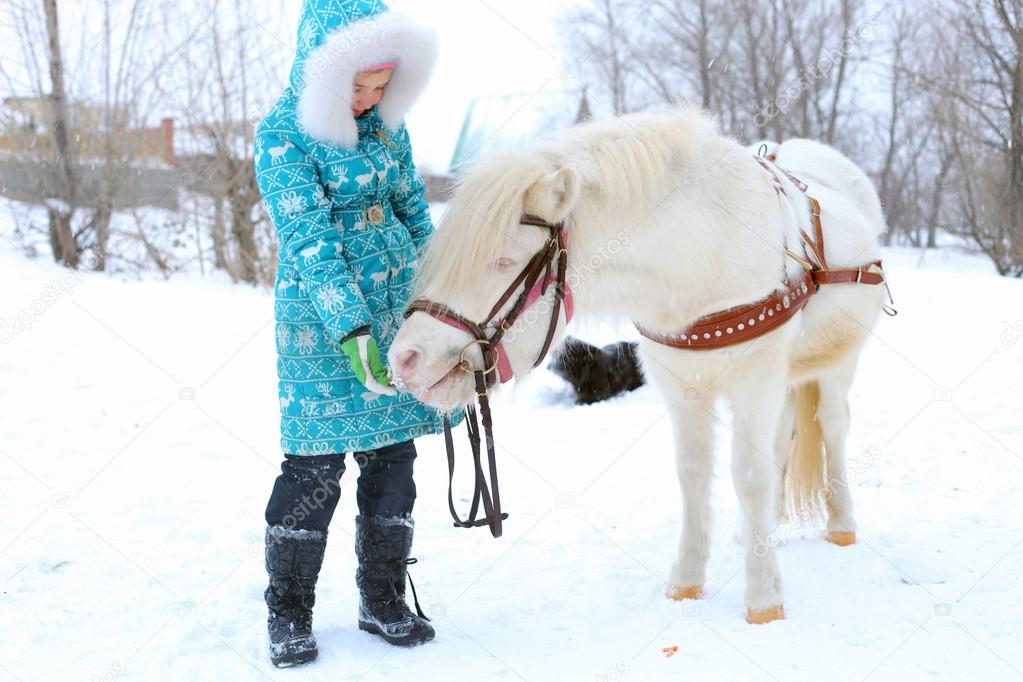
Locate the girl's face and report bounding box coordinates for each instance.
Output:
[352,69,393,117]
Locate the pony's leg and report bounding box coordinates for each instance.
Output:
[666,393,716,601]
[730,375,787,624]
[773,390,795,524]
[817,363,858,546]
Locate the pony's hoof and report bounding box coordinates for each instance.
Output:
[667,585,703,601]
[746,605,785,624]
[827,531,857,546]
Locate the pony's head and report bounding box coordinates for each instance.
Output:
[389,150,581,410]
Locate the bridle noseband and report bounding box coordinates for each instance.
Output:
[403,213,574,538]
[406,214,573,387]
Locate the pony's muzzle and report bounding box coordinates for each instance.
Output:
[390,312,481,409]
[392,346,423,379]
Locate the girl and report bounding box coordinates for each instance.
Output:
[254,0,447,667]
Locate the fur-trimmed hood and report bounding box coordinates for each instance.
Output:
[289,0,437,148]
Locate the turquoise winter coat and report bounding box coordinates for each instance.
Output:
[255,0,450,455]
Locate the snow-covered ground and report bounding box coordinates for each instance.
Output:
[1,233,1021,682]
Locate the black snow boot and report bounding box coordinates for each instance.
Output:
[264,526,328,667]
[355,515,435,646]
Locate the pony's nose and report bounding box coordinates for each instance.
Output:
[393,347,422,378]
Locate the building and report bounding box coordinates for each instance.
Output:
[1,97,175,166]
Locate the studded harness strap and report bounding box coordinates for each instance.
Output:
[637,153,894,350]
[405,216,573,538]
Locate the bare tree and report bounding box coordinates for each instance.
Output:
[563,0,872,151]
[2,0,195,273]
[875,6,939,246]
[174,0,283,285]
[41,0,78,267]
[925,0,1023,275]
[640,0,736,110]
[758,0,869,148]
[726,0,787,141]
[563,0,643,115]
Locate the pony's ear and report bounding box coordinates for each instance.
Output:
[524,167,579,223]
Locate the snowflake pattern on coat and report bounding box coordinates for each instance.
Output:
[277,191,307,220]
[254,0,455,456]
[314,284,345,314]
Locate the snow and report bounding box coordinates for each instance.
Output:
[1,233,1022,681]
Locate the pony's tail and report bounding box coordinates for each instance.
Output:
[786,381,827,518]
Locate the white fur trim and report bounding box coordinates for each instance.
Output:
[297,12,437,148]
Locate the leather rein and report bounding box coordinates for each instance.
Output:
[404,215,573,538]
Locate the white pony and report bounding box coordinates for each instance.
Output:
[389,108,887,624]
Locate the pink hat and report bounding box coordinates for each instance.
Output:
[362,60,397,72]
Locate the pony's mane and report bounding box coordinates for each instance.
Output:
[416,107,718,298]
[416,149,550,298]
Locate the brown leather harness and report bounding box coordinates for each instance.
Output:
[405,216,572,537]
[637,153,894,349]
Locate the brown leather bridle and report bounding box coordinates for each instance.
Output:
[404,214,573,538]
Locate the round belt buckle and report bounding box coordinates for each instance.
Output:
[365,204,385,226]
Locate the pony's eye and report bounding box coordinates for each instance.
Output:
[491,257,516,272]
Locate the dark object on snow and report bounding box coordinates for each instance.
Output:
[550,337,645,404]
[264,525,327,667]
[355,515,435,647]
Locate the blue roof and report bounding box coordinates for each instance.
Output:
[449,90,586,173]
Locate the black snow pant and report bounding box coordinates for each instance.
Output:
[264,440,418,532]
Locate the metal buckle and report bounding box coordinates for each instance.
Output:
[365,204,385,226]
[458,338,500,377]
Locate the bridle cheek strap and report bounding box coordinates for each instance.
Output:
[489,253,575,383]
[505,241,575,326]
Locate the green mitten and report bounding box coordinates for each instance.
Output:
[340,334,396,396]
